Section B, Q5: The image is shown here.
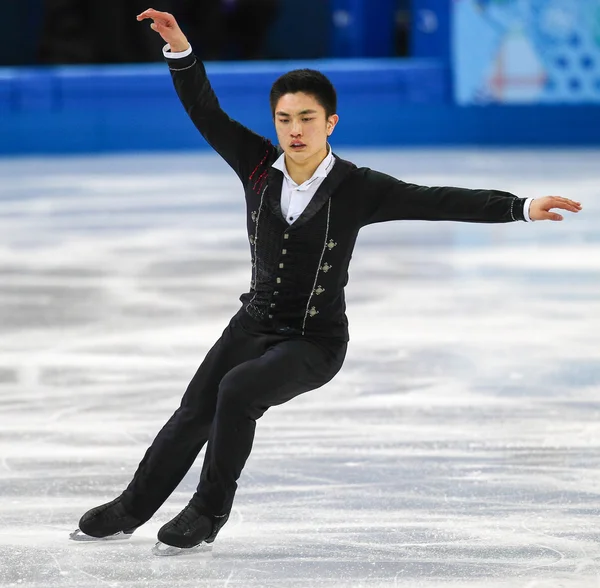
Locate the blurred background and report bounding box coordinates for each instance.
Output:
[2,0,600,154]
[3,0,411,65]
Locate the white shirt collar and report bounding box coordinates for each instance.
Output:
[272,145,334,189]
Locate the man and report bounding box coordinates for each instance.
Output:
[180,0,281,60]
[38,0,175,64]
[71,9,582,556]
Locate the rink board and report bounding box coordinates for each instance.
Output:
[2,59,600,154]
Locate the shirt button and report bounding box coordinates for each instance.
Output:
[276,277,282,284]
[279,263,284,269]
[282,249,287,255]
[289,216,294,221]
[284,233,289,240]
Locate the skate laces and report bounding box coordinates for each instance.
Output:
[171,503,204,531]
[103,500,129,522]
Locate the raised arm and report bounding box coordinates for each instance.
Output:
[137,9,274,182]
[358,169,581,225]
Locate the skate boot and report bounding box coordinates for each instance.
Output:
[70,497,143,542]
[153,500,229,556]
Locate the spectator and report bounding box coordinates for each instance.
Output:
[181,0,281,61]
[38,0,280,64]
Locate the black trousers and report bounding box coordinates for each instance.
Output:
[121,310,347,520]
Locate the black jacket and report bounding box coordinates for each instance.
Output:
[166,52,527,341]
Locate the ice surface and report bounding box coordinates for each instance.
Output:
[0,148,599,587]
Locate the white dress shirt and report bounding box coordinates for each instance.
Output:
[272,147,335,225]
[163,44,534,222]
[163,44,193,59]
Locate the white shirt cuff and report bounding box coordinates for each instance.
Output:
[163,44,193,59]
[523,197,535,222]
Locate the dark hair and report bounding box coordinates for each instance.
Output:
[270,69,337,119]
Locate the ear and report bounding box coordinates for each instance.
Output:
[327,114,339,136]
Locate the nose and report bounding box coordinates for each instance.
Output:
[290,120,302,136]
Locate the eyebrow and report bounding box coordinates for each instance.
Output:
[275,109,318,116]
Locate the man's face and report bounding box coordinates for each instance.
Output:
[274,92,338,165]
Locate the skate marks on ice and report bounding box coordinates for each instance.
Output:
[0,149,599,587]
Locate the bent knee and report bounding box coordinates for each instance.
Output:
[216,373,267,420]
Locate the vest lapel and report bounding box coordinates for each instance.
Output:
[266,166,285,222]
[266,155,356,229]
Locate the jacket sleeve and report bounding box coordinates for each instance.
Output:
[358,169,527,226]
[166,52,274,183]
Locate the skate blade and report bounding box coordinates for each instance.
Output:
[69,529,134,542]
[152,541,213,557]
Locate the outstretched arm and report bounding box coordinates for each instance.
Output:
[359,169,581,225]
[137,9,274,183]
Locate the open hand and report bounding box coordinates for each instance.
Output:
[529,196,582,221]
[137,8,190,53]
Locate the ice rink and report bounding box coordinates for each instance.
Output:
[0,148,599,587]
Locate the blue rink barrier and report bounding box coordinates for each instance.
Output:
[1,58,600,155]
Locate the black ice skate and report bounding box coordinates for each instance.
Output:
[153,500,229,556]
[70,497,143,542]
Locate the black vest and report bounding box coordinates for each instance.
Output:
[166,53,527,341]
